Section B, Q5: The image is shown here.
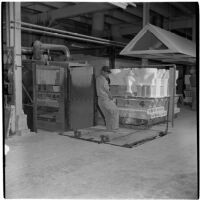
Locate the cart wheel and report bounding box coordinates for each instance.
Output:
[74,130,81,138]
[100,135,110,143]
[159,131,167,137]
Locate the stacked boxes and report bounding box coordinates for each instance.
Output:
[110,85,127,97]
[116,97,167,109]
[109,68,171,98]
[108,68,180,126]
[115,97,168,125]
[118,107,167,120]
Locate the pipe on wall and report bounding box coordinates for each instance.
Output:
[41,42,70,60]
[11,21,126,47]
[16,26,125,47]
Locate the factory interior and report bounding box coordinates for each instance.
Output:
[2,2,198,199]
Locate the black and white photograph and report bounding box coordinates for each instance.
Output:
[2,1,198,199]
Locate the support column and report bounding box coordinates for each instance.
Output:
[6,2,30,135]
[111,25,121,41]
[92,12,104,37]
[143,3,150,27]
[111,25,128,43]
[191,15,196,111]
[91,12,104,56]
[109,46,115,69]
[142,3,150,65]
[168,66,176,127]
[192,15,196,42]
[6,4,11,46]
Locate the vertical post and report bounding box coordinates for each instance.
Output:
[32,62,37,132]
[93,73,97,126]
[111,25,128,44]
[92,12,104,37]
[172,65,176,127]
[191,14,197,110]
[68,68,71,130]
[192,15,196,42]
[111,25,122,41]
[109,46,115,69]
[143,3,150,27]
[92,12,105,56]
[142,3,150,65]
[168,65,176,127]
[7,2,30,135]
[6,3,11,46]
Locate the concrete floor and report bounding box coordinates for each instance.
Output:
[5,105,197,199]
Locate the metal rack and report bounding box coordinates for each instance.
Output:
[114,96,170,133]
[33,61,66,132]
[23,60,95,132]
[111,64,176,129]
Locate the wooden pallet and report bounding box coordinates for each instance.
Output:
[59,125,169,148]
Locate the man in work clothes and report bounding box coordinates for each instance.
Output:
[96,66,119,132]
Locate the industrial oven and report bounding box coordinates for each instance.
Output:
[22,42,95,132]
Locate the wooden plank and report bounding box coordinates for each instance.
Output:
[108,129,159,147]
[60,125,169,148]
[61,126,137,143]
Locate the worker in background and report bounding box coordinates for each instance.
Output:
[96,66,119,132]
[189,67,196,110]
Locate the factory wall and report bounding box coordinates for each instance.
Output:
[71,54,141,76]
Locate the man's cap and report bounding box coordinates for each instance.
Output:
[101,66,111,73]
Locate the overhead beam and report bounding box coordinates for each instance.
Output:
[71,15,141,36]
[172,3,192,15]
[72,15,123,25]
[30,3,115,24]
[111,25,130,43]
[142,3,150,65]
[163,18,193,30]
[150,3,179,18]
[170,29,192,40]
[21,6,41,14]
[71,11,136,25]
[125,5,143,18]
[124,3,181,20]
[183,2,196,13]
[21,2,35,7]
[105,16,125,24]
[40,2,70,9]
[23,4,51,13]
[71,16,91,24]
[150,3,169,18]
[106,10,141,23]
[115,23,141,35]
